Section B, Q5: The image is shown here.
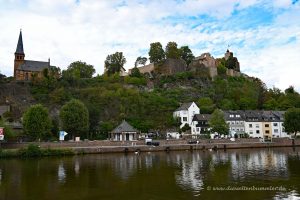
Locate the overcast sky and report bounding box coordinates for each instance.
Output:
[0,0,299,91]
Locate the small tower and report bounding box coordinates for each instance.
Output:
[14,30,25,78]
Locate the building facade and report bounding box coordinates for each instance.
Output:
[173,102,200,128]
[191,114,211,135]
[110,120,139,141]
[224,110,245,137]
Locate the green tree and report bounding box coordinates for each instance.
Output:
[135,56,147,67]
[149,42,165,64]
[60,99,89,139]
[225,54,238,70]
[0,118,17,140]
[263,98,279,110]
[105,52,126,76]
[181,123,191,133]
[209,109,229,135]
[130,67,142,78]
[22,104,52,141]
[62,61,95,79]
[198,97,215,114]
[179,46,194,66]
[165,42,181,59]
[284,108,300,138]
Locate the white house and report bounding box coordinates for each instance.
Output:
[173,102,200,128]
[270,111,289,138]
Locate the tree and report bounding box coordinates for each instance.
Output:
[0,118,16,140]
[165,42,181,59]
[284,108,300,138]
[179,46,194,66]
[285,86,296,94]
[22,104,52,141]
[198,97,216,114]
[135,56,147,67]
[63,61,95,79]
[209,109,229,135]
[130,67,142,78]
[148,42,165,64]
[105,52,126,76]
[60,99,89,139]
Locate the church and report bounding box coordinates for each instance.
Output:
[14,30,57,81]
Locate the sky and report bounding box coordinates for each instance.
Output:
[0,0,299,91]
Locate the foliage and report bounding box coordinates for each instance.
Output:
[149,42,165,64]
[181,123,191,133]
[225,54,239,70]
[0,144,74,158]
[179,46,194,66]
[0,119,17,140]
[105,52,126,76]
[135,56,147,67]
[209,109,229,135]
[22,104,52,141]
[62,61,95,79]
[217,58,227,76]
[60,99,89,139]
[284,108,300,137]
[130,67,143,78]
[198,97,215,114]
[124,76,147,86]
[165,42,181,59]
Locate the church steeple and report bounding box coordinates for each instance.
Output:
[14,29,25,78]
[15,30,24,55]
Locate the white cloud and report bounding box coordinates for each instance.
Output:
[0,0,299,91]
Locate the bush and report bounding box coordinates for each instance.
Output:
[18,144,42,157]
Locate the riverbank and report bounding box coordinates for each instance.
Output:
[1,138,299,158]
[0,144,74,158]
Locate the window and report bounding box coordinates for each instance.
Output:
[256,124,259,128]
[236,115,240,118]
[265,124,269,128]
[182,117,187,122]
[274,129,278,133]
[236,121,239,125]
[237,128,239,131]
[241,128,244,131]
[249,124,253,128]
[265,130,270,134]
[230,115,234,118]
[256,130,260,134]
[273,123,278,127]
[231,121,235,125]
[250,131,253,134]
[196,128,200,132]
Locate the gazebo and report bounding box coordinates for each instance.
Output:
[110,120,139,141]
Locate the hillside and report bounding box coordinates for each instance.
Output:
[1,70,300,138]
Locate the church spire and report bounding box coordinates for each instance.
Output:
[15,29,24,55]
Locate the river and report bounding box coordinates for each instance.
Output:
[0,148,300,200]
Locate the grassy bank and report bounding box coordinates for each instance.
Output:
[0,144,75,159]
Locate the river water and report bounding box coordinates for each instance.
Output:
[0,148,300,200]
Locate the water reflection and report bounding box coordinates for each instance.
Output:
[74,159,80,176]
[230,150,288,181]
[0,148,299,200]
[175,153,203,192]
[58,162,66,183]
